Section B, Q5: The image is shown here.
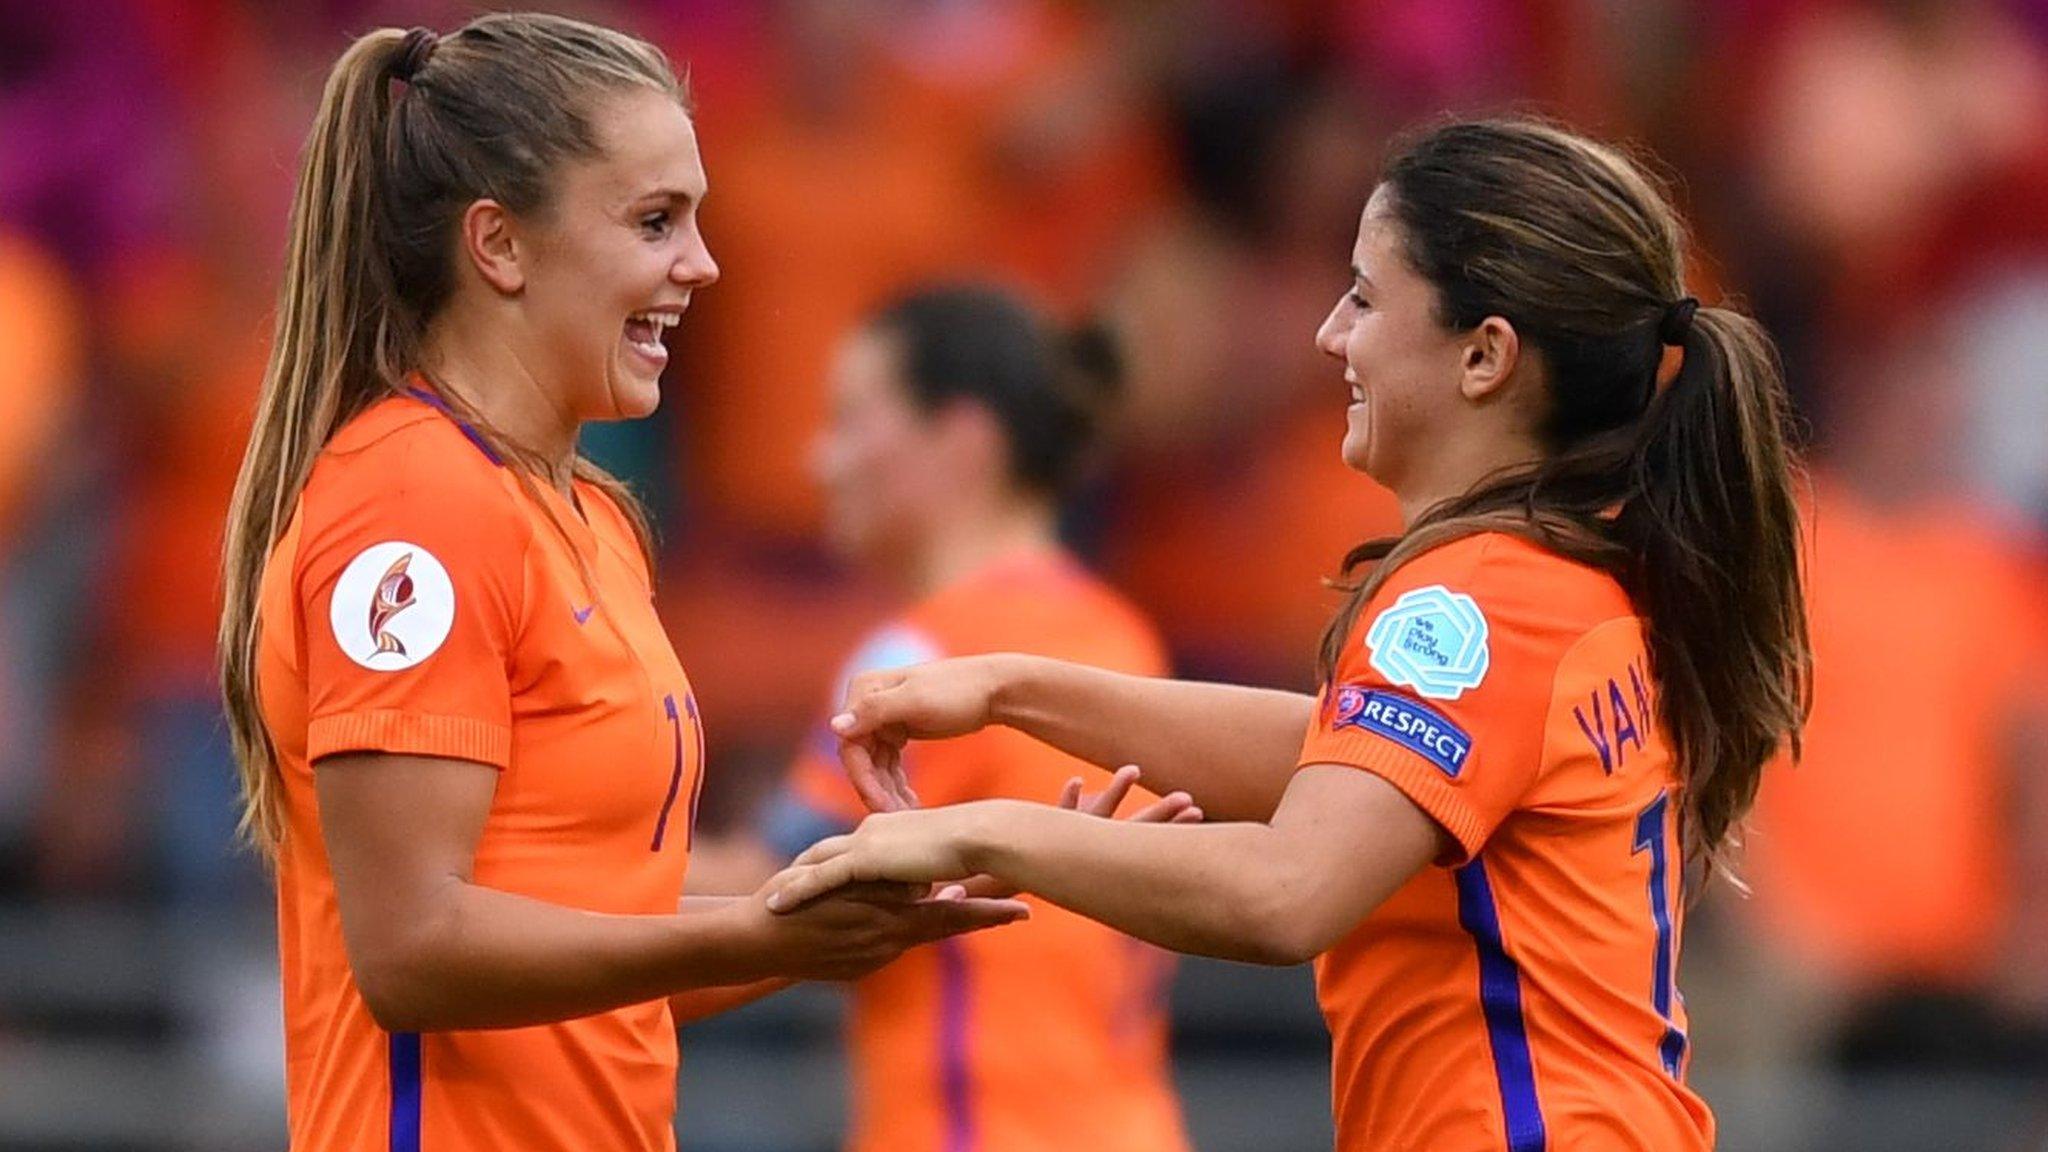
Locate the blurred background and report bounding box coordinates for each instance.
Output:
[2,0,2046,1149]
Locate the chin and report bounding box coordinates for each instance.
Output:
[608,374,663,421]
[1340,423,1374,475]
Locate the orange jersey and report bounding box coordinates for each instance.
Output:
[256,392,703,1152]
[774,551,1190,1152]
[1298,533,1712,1152]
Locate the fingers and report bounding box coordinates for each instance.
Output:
[910,896,1030,940]
[954,873,1022,900]
[1079,764,1143,818]
[1056,777,1084,810]
[791,834,853,868]
[840,739,904,814]
[831,880,929,906]
[1130,790,1202,825]
[766,858,856,912]
[838,732,919,814]
[880,740,920,810]
[829,672,905,739]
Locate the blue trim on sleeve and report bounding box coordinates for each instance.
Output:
[388,1031,422,1152]
[1454,857,1548,1152]
[759,792,857,861]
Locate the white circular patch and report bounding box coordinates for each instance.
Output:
[328,541,456,671]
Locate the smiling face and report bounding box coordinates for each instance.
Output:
[810,327,950,565]
[1313,184,1473,491]
[517,86,719,422]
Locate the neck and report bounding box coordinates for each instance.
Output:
[1392,428,1546,527]
[909,499,1061,598]
[418,312,580,493]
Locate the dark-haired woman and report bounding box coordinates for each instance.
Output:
[767,119,1812,1151]
[696,285,1193,1152]
[217,17,1029,1152]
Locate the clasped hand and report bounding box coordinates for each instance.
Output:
[766,763,1201,913]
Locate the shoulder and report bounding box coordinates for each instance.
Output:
[844,619,949,675]
[314,396,507,496]
[1369,531,1633,631]
[1041,566,1171,676]
[932,553,1169,673]
[1375,532,1625,607]
[303,397,529,541]
[294,397,533,598]
[1348,532,1634,700]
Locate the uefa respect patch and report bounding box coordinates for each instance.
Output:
[1330,684,1473,779]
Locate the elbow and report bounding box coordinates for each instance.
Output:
[353,955,435,1033]
[349,935,457,1033]
[1234,923,1323,968]
[1225,878,1330,968]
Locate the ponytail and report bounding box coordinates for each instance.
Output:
[1617,306,1810,879]
[220,29,412,861]
[871,285,1126,497]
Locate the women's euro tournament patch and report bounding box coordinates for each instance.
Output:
[1365,584,1490,700]
[1331,684,1473,779]
[330,541,456,671]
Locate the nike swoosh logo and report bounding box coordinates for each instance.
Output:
[573,604,596,625]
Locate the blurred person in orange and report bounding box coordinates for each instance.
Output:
[651,0,1174,757]
[216,16,1028,1152]
[693,284,1194,1152]
[773,119,1813,1152]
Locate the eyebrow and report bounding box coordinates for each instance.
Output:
[632,186,706,208]
[1351,264,1373,287]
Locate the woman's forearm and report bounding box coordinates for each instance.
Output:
[669,978,792,1026]
[961,803,1319,965]
[991,656,1316,821]
[355,886,769,1033]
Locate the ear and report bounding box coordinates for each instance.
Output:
[1457,315,1521,403]
[932,400,1008,484]
[459,199,525,296]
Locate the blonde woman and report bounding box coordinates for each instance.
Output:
[217,16,1029,1151]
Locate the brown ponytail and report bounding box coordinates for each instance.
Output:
[1315,119,1811,885]
[220,15,682,860]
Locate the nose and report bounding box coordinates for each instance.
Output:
[673,228,720,289]
[1314,299,1347,360]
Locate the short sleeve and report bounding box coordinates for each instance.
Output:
[296,435,530,769]
[768,623,948,857]
[1297,537,1560,862]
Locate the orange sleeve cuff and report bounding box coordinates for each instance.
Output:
[308,710,512,770]
[1299,728,1487,863]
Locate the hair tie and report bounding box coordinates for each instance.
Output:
[1658,296,1699,346]
[392,27,439,83]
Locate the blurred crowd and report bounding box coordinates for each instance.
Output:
[3,0,2047,1136]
